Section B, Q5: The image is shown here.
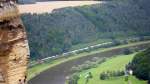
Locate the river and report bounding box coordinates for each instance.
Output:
[28,42,150,84]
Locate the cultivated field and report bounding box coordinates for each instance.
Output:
[18,1,102,14]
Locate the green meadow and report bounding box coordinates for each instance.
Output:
[78,54,147,84]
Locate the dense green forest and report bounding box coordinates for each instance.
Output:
[21,0,150,60]
[129,48,150,83]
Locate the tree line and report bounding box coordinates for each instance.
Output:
[128,48,150,84]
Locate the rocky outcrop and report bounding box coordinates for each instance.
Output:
[0,1,29,84]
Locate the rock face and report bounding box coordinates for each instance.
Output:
[0,0,29,84]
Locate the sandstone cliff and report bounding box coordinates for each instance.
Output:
[0,1,29,84]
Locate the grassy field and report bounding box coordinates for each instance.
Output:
[77,53,147,84]
[28,40,150,80]
[19,1,101,14]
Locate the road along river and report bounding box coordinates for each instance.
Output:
[28,41,150,84]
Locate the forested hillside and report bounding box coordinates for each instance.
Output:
[21,0,150,60]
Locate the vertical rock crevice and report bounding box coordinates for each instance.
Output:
[0,0,29,84]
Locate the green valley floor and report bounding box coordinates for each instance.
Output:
[77,53,147,84]
[28,40,150,80]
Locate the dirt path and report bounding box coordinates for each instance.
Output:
[18,1,103,14]
[28,42,150,84]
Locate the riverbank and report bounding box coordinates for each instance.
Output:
[28,40,150,82]
[77,53,146,84]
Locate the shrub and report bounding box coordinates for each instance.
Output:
[125,75,129,81]
[115,70,124,77]
[85,72,93,84]
[85,47,92,52]
[122,40,128,44]
[92,57,100,62]
[71,66,80,72]
[100,72,109,80]
[96,58,106,64]
[79,63,91,70]
[124,48,132,55]
[148,73,150,84]
[68,73,80,84]
[88,72,93,79]
[112,40,121,46]
[100,70,124,80]
[71,58,106,73]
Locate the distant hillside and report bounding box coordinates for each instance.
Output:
[21,0,150,60]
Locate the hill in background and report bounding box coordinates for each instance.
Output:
[21,0,150,60]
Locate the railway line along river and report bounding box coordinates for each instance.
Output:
[28,41,150,84]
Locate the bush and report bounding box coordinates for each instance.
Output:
[92,57,100,62]
[88,72,93,79]
[97,58,106,64]
[112,40,121,46]
[85,47,92,52]
[71,61,97,72]
[148,73,150,84]
[100,72,109,80]
[111,70,124,77]
[124,48,132,55]
[122,40,128,44]
[71,66,81,72]
[79,63,91,70]
[100,70,124,80]
[112,70,124,77]
[68,73,80,84]
[71,58,106,73]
